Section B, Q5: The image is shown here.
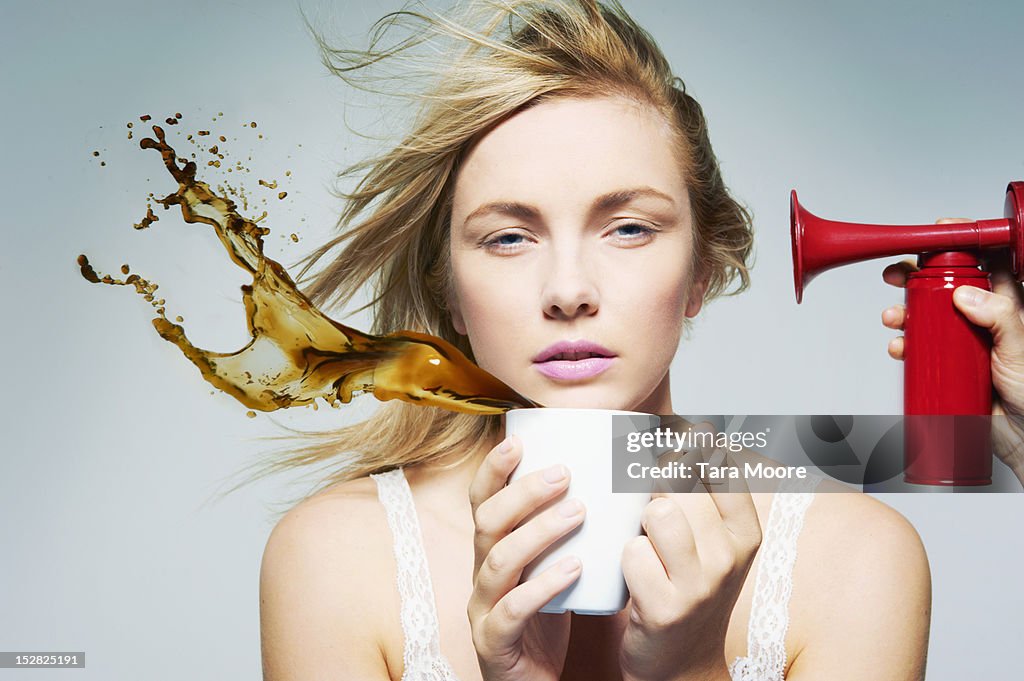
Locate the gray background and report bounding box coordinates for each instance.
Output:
[2,0,1022,678]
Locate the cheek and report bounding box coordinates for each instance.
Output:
[451,258,531,360]
[656,269,690,319]
[637,284,687,341]
[452,257,498,328]
[610,258,689,360]
[613,251,690,321]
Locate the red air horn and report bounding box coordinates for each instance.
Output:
[791,181,1024,486]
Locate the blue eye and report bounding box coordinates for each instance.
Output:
[494,233,524,246]
[482,224,656,253]
[616,224,649,236]
[614,223,656,240]
[482,232,527,252]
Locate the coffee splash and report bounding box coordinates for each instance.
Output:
[79,122,537,415]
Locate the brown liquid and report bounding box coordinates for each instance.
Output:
[78,123,537,415]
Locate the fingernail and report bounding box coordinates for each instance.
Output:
[498,438,513,455]
[544,464,567,484]
[558,498,583,517]
[561,556,581,573]
[955,286,989,308]
[650,497,674,517]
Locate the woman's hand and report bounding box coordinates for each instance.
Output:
[881,218,1024,482]
[467,435,585,681]
[618,443,762,681]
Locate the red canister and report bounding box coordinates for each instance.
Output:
[903,251,992,485]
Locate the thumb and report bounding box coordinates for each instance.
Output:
[953,286,1024,357]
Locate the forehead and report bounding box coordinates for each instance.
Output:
[452,95,688,220]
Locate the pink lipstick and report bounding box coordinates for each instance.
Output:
[532,340,617,381]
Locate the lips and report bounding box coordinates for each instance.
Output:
[533,340,616,363]
[532,340,617,381]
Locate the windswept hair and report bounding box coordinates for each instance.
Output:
[236,0,753,510]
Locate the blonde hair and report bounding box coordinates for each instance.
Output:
[243,0,753,507]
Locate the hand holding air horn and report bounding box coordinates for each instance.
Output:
[790,181,1024,485]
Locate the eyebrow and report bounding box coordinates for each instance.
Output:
[461,186,677,225]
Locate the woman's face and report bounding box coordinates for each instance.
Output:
[449,95,705,413]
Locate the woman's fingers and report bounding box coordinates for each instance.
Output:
[883,305,906,359]
[467,435,587,621]
[623,451,761,624]
[983,250,1024,308]
[653,420,713,494]
[888,336,905,360]
[621,534,674,621]
[882,303,906,330]
[695,453,762,564]
[623,452,702,619]
[882,259,918,288]
[952,286,1024,366]
[471,454,574,571]
[469,437,562,564]
[668,452,761,581]
[467,437,582,676]
[469,436,521,522]
[638,497,698,584]
[472,497,585,613]
[476,556,581,656]
[880,259,910,360]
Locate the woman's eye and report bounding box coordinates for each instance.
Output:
[482,232,528,251]
[482,224,656,252]
[612,223,656,241]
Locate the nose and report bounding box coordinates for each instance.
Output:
[541,248,600,320]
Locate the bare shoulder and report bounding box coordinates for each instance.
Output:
[801,479,931,574]
[264,476,388,565]
[260,475,397,680]
[786,481,931,680]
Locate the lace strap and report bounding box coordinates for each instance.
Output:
[370,468,451,678]
[731,474,821,680]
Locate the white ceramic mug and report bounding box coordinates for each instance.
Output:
[505,408,660,615]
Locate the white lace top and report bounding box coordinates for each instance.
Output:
[370,468,821,681]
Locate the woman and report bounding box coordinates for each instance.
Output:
[258,1,1021,679]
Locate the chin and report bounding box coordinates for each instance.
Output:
[525,384,641,411]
